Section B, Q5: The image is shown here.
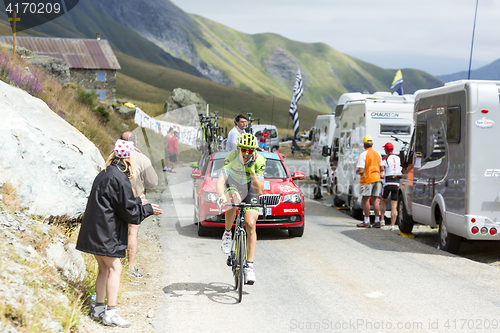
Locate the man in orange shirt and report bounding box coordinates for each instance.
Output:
[355,135,383,228]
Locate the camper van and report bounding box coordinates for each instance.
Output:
[308,114,337,192]
[331,92,415,219]
[398,80,500,254]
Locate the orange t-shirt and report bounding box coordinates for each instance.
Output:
[357,147,382,185]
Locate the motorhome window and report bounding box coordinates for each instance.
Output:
[270,129,277,138]
[446,105,461,143]
[352,123,356,130]
[335,105,344,118]
[380,124,411,135]
[414,122,427,157]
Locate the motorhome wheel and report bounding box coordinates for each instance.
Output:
[438,219,462,254]
[397,196,414,233]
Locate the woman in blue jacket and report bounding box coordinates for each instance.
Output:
[76,139,163,328]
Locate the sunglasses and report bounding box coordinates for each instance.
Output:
[240,148,255,154]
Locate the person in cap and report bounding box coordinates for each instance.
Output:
[380,142,402,230]
[355,135,383,228]
[76,140,163,327]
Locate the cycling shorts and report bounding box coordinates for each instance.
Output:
[224,179,259,213]
[382,185,398,201]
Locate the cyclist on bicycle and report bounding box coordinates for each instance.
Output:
[216,133,266,284]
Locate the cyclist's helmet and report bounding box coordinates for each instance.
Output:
[237,133,258,149]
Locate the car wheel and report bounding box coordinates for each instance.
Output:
[397,196,414,233]
[271,146,278,152]
[196,203,211,237]
[288,221,305,237]
[438,216,461,254]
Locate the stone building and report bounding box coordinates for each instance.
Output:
[0,35,121,101]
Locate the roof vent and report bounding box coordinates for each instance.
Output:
[96,33,101,40]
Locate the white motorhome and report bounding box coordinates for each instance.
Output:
[398,80,500,254]
[332,92,415,219]
[308,114,337,194]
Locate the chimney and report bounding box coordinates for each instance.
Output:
[96,33,101,40]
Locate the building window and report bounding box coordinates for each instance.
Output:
[96,72,106,81]
[96,90,106,100]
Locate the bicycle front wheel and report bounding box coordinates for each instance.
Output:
[237,231,245,303]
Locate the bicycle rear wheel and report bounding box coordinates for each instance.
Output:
[237,231,245,303]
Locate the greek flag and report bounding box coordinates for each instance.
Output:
[391,69,404,95]
[289,69,304,137]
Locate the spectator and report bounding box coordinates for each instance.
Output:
[226,114,247,151]
[380,142,402,230]
[76,139,163,327]
[168,130,180,173]
[121,131,158,278]
[355,135,383,228]
[164,127,174,172]
[259,128,270,150]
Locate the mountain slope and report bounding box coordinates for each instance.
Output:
[1,0,443,114]
[437,58,500,82]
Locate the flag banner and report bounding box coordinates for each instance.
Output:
[289,69,304,137]
[391,70,403,90]
[134,107,198,147]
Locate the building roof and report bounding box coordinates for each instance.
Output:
[0,36,121,70]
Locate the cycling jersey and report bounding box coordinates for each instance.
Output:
[221,149,266,185]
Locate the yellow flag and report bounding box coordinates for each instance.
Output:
[391,70,403,89]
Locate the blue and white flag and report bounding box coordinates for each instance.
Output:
[289,69,304,137]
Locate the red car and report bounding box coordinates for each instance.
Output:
[191,151,305,237]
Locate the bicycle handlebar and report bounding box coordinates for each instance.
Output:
[218,201,268,220]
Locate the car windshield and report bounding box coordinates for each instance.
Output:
[209,158,288,179]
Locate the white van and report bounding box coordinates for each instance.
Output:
[331,92,415,219]
[252,124,279,152]
[398,80,500,254]
[308,114,337,189]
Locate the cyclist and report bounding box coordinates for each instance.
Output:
[216,133,266,284]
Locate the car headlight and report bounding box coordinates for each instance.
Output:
[283,192,302,204]
[204,192,219,203]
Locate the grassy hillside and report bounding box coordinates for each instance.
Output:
[115,50,323,129]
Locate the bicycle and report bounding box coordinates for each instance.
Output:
[218,201,267,303]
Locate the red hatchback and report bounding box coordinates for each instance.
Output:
[191,151,305,237]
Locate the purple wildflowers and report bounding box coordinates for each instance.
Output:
[0,51,43,97]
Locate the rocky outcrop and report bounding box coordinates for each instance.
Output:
[25,55,71,87]
[0,80,105,219]
[164,88,207,116]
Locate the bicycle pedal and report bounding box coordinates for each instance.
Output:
[226,256,232,267]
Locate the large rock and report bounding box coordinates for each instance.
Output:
[0,80,105,219]
[164,87,207,116]
[25,55,71,87]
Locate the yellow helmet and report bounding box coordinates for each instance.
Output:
[237,133,258,149]
[363,135,373,144]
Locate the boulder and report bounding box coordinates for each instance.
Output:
[164,87,207,117]
[0,80,105,219]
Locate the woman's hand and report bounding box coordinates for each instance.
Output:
[151,204,163,215]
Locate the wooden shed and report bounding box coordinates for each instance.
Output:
[0,35,121,101]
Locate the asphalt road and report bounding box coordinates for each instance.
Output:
[150,159,500,333]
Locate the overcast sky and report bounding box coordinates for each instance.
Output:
[170,0,500,76]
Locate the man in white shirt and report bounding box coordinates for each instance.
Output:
[226,114,247,151]
[380,142,402,230]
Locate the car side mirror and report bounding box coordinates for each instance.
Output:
[292,171,306,180]
[321,145,331,157]
[190,170,203,178]
[190,162,198,169]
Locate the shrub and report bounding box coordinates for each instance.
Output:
[93,106,110,123]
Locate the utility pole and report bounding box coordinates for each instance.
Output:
[9,11,20,54]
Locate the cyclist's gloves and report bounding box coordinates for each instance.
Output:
[217,195,227,208]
